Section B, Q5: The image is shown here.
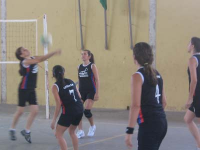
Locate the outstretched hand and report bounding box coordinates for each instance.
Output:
[55,49,62,55]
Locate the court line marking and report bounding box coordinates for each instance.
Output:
[68,134,126,149]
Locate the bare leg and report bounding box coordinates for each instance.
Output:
[26,105,38,131]
[184,109,200,147]
[11,106,25,129]
[68,125,79,150]
[78,119,83,130]
[55,125,68,150]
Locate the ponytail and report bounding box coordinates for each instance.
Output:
[83,49,95,64]
[15,47,25,76]
[89,53,95,63]
[143,64,157,86]
[53,65,66,87]
[57,72,65,87]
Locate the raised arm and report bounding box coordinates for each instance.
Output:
[24,49,61,66]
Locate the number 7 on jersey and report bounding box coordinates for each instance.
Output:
[69,89,77,102]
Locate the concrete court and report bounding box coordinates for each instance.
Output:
[0,104,198,150]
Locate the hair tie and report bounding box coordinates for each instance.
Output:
[144,63,148,66]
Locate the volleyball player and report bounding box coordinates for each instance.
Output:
[76,50,100,138]
[9,47,61,143]
[184,37,200,150]
[51,65,83,150]
[125,42,167,150]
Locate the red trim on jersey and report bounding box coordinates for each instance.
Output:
[60,99,66,114]
[92,76,96,88]
[139,109,144,123]
[21,68,30,89]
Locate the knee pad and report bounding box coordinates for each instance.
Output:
[84,109,92,118]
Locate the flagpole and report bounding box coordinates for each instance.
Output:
[128,0,133,50]
[104,9,108,50]
[78,0,84,50]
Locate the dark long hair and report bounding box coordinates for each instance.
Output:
[15,47,25,76]
[191,37,200,52]
[53,65,66,87]
[133,42,157,86]
[83,49,95,63]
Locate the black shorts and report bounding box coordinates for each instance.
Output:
[18,89,38,107]
[189,95,200,117]
[80,91,95,102]
[138,117,167,150]
[57,113,83,127]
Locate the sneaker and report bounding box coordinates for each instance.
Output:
[21,130,31,143]
[76,130,85,139]
[87,125,96,137]
[9,130,17,141]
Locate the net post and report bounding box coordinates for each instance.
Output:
[43,14,50,119]
[36,20,38,55]
[1,0,7,103]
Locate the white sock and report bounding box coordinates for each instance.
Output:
[9,128,16,131]
[25,129,30,133]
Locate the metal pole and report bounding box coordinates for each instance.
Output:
[104,9,108,50]
[1,0,7,103]
[128,0,133,50]
[149,0,156,68]
[43,14,50,119]
[78,0,84,50]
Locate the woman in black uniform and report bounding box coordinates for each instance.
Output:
[51,65,83,150]
[184,37,200,150]
[125,42,167,150]
[76,50,100,138]
[9,47,61,143]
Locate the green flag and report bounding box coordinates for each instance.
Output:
[100,0,107,10]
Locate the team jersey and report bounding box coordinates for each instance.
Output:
[19,57,38,89]
[136,67,166,125]
[78,62,96,92]
[54,78,83,115]
[188,54,200,96]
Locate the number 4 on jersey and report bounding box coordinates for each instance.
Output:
[155,84,161,104]
[69,89,77,102]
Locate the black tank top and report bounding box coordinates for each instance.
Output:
[188,54,200,97]
[78,62,96,92]
[54,78,83,115]
[19,57,38,89]
[136,67,166,125]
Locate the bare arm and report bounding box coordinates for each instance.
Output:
[188,57,197,100]
[125,73,142,148]
[51,85,61,129]
[92,64,100,100]
[127,73,142,128]
[162,83,167,109]
[76,85,81,99]
[24,49,61,66]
